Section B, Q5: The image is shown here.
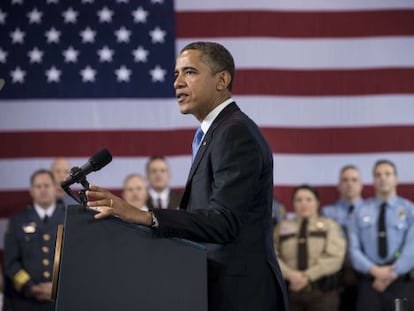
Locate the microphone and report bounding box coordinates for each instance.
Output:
[61,148,112,188]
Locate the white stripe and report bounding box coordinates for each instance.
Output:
[1,95,414,131]
[1,153,413,190]
[175,0,414,12]
[177,38,414,69]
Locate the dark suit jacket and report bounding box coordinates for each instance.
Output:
[153,103,289,311]
[146,189,183,210]
[4,202,66,311]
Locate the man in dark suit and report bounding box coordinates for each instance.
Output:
[4,169,66,311]
[87,41,289,311]
[145,156,182,210]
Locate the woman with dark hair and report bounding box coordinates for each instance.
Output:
[273,184,346,311]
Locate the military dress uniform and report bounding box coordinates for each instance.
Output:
[274,216,346,311]
[4,202,66,311]
[348,196,414,311]
[321,198,364,311]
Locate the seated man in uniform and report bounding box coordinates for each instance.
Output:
[3,169,66,311]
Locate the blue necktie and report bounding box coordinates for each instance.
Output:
[192,127,204,160]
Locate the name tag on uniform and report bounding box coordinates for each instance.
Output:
[22,222,37,233]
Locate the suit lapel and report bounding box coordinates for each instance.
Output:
[180,103,240,210]
[186,102,240,185]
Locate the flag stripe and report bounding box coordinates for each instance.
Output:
[1,96,413,131]
[1,153,413,190]
[1,126,414,158]
[175,0,414,12]
[177,37,414,69]
[176,10,414,38]
[233,69,414,96]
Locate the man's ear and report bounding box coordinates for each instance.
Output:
[216,71,231,91]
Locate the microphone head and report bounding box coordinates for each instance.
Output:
[89,148,112,171]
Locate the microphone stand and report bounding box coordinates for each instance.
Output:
[61,166,91,209]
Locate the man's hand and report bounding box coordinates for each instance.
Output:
[372,276,397,292]
[369,265,396,280]
[287,270,309,292]
[29,282,52,301]
[86,185,152,225]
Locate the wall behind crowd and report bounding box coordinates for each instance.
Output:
[1,1,414,217]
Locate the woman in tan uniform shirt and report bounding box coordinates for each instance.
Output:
[274,184,346,311]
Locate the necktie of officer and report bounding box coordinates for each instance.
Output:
[297,218,309,270]
[43,215,49,224]
[378,202,388,258]
[192,127,204,161]
[157,197,163,209]
[348,204,355,215]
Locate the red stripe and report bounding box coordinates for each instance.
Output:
[176,10,414,38]
[233,69,414,96]
[1,184,413,217]
[1,126,413,158]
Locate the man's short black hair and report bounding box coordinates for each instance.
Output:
[180,41,235,91]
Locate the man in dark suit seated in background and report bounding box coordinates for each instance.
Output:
[87,41,289,311]
[3,169,66,311]
[145,156,182,210]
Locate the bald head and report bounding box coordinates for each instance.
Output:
[122,174,148,210]
[51,158,71,196]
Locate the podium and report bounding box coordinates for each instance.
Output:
[53,206,207,311]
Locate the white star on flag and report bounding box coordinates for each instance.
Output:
[10,28,25,44]
[62,46,79,63]
[45,27,61,43]
[27,8,42,24]
[0,48,7,63]
[132,7,148,23]
[10,67,26,83]
[115,65,131,82]
[115,26,131,43]
[80,66,97,82]
[28,47,44,63]
[0,10,7,24]
[132,46,149,62]
[149,65,166,82]
[149,26,166,43]
[62,7,78,23]
[80,27,96,43]
[97,7,113,23]
[98,46,114,62]
[45,66,62,82]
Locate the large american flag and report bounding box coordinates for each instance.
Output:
[1,0,414,217]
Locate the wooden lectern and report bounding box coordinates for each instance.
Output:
[52,206,207,311]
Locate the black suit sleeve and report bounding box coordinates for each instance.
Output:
[153,121,267,243]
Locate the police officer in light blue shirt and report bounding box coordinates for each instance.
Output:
[348,159,414,311]
[322,165,364,229]
[321,164,364,311]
